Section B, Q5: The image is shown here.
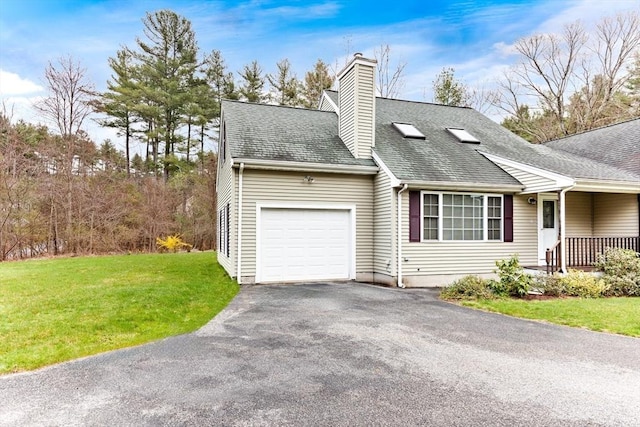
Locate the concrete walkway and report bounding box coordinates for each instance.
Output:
[1,282,639,426]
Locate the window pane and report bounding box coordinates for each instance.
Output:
[423,193,439,240]
[442,193,484,241]
[488,218,501,240]
[487,196,502,241]
[543,200,555,229]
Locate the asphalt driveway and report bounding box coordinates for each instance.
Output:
[1,282,639,426]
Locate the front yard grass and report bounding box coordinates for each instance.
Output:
[0,252,239,374]
[462,297,640,337]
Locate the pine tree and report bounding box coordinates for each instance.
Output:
[302,59,334,108]
[267,59,301,106]
[238,60,265,103]
[99,48,137,176]
[432,67,470,107]
[134,9,199,180]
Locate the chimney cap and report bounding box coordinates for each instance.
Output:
[337,52,377,80]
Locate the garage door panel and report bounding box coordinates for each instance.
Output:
[259,208,351,282]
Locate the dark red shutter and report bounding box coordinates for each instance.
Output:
[409,191,421,242]
[504,195,514,242]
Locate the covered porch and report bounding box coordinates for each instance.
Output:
[539,191,640,273]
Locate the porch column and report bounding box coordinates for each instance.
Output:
[559,188,569,272]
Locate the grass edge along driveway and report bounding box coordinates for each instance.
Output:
[460,297,640,337]
[0,252,239,374]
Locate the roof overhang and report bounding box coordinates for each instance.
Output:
[397,180,524,193]
[372,151,524,193]
[231,158,379,175]
[480,152,575,194]
[372,151,401,186]
[573,179,640,194]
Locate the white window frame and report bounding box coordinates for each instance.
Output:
[218,204,230,256]
[420,191,503,242]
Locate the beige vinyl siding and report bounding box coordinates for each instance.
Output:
[594,193,639,236]
[216,155,235,276]
[495,163,556,193]
[338,69,356,156]
[400,192,537,275]
[373,170,394,275]
[239,170,374,277]
[318,95,336,112]
[354,64,375,159]
[566,192,593,237]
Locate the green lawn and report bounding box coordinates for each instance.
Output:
[0,252,238,374]
[461,297,640,337]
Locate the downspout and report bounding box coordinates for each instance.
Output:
[559,184,575,273]
[236,163,245,284]
[397,184,409,288]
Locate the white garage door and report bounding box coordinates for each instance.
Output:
[258,208,352,282]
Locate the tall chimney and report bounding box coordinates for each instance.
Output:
[337,53,376,159]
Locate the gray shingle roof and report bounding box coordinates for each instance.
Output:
[222,100,374,167]
[373,97,522,186]
[223,93,639,185]
[324,90,338,106]
[545,118,640,176]
[370,94,640,184]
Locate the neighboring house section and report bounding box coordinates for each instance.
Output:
[217,53,640,287]
[545,118,640,176]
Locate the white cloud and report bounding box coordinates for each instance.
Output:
[534,0,638,34]
[0,95,41,124]
[260,2,340,19]
[0,69,43,96]
[492,41,518,57]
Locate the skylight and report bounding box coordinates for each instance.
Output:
[447,128,480,144]
[393,122,425,139]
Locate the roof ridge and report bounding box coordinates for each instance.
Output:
[376,96,474,110]
[323,89,474,110]
[545,117,640,144]
[221,98,331,113]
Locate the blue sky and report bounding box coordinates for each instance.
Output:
[0,0,638,149]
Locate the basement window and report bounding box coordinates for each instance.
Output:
[447,127,480,144]
[392,122,425,139]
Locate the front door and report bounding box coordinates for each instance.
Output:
[538,196,559,265]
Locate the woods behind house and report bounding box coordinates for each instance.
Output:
[1,9,638,261]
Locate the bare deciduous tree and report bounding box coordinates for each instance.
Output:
[36,56,95,138]
[374,44,406,98]
[510,22,587,136]
[495,11,640,142]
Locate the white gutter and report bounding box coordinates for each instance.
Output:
[397,184,409,288]
[236,163,245,284]
[401,180,523,193]
[232,158,378,175]
[559,184,575,273]
[573,179,640,194]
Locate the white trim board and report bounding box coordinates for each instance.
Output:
[481,152,575,193]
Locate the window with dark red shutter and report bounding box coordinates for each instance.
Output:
[410,191,512,242]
